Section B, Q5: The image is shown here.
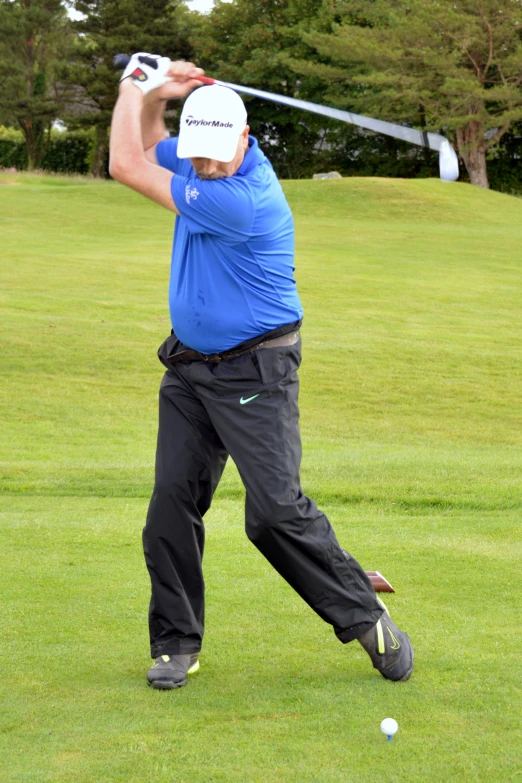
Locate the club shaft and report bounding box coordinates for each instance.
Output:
[113,54,451,154]
[213,80,446,152]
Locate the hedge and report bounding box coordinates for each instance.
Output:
[0,127,94,174]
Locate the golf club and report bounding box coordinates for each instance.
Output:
[114,54,459,181]
[366,571,395,593]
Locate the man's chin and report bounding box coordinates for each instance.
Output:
[197,172,227,180]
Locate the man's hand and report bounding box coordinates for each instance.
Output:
[121,54,205,100]
[120,53,172,95]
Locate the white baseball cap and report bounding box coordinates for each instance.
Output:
[177,85,248,163]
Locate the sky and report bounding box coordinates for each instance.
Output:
[68,0,229,19]
[186,0,217,12]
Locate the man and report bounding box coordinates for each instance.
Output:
[109,54,413,690]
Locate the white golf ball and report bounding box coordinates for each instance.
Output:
[381,718,398,737]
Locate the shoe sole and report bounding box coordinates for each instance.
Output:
[400,644,414,681]
[149,678,187,690]
[147,659,200,690]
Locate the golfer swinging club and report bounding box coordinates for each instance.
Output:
[109,54,413,689]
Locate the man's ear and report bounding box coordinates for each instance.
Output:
[242,125,250,151]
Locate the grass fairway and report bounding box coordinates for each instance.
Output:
[1,171,521,782]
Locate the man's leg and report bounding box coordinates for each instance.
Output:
[191,341,383,640]
[143,368,227,661]
[208,342,413,680]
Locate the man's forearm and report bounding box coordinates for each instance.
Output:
[109,81,178,212]
[114,58,204,155]
[142,97,169,151]
[109,81,146,181]
[108,58,204,211]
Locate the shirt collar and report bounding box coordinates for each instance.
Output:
[236,136,265,176]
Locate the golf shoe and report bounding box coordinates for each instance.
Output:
[147,653,200,689]
[357,597,414,682]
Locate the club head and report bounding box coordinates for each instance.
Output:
[365,571,395,593]
[439,140,459,182]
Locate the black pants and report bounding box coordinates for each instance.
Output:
[143,334,383,657]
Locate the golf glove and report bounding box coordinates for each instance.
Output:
[120,53,172,95]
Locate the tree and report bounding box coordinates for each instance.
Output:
[0,0,71,169]
[191,0,359,179]
[290,0,522,187]
[62,0,196,176]
[487,120,522,193]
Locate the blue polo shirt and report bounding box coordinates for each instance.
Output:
[155,136,303,353]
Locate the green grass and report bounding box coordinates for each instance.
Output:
[1,171,521,782]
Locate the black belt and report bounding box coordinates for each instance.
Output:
[168,329,300,364]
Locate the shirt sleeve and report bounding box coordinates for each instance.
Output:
[170,175,256,243]
[155,138,181,174]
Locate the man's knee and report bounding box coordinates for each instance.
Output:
[149,477,192,506]
[146,481,193,532]
[245,491,315,545]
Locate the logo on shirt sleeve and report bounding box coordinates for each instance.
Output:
[185,185,200,204]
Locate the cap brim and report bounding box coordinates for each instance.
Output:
[177,126,242,163]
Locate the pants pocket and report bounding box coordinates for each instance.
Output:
[157,333,183,371]
[254,341,302,386]
[249,350,265,384]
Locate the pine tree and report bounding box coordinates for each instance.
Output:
[0,0,71,169]
[63,0,195,176]
[192,0,356,179]
[291,0,522,187]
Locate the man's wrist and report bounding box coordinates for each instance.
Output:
[143,93,168,108]
[119,78,145,99]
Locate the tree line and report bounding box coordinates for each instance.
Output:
[1,0,521,190]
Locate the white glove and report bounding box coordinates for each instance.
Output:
[120,53,172,95]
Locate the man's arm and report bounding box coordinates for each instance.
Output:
[142,96,168,164]
[109,60,204,212]
[110,81,177,211]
